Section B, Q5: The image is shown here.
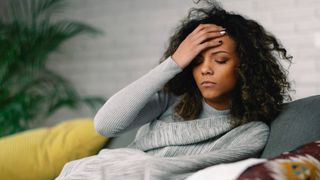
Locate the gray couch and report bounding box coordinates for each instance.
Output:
[104,95,320,159]
[261,95,320,158]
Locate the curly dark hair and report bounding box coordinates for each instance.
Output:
[160,1,292,125]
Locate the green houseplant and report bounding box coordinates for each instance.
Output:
[0,0,105,137]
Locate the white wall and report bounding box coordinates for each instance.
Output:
[39,0,320,124]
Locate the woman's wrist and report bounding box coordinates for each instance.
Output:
[171,54,187,69]
[169,56,184,70]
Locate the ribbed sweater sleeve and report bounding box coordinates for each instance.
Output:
[94,57,182,137]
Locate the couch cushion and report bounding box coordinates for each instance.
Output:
[261,95,320,158]
[0,118,108,180]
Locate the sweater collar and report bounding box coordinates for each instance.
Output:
[128,115,233,152]
[200,100,230,118]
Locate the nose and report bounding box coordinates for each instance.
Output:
[201,59,214,76]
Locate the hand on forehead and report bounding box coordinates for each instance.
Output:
[201,34,236,56]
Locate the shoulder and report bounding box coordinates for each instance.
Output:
[157,90,179,107]
[233,121,270,141]
[228,121,270,138]
[242,121,269,130]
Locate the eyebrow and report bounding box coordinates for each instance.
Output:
[209,50,229,55]
[197,50,230,59]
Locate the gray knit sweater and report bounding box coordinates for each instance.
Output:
[56,57,269,180]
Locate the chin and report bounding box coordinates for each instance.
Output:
[201,91,230,102]
[199,89,216,95]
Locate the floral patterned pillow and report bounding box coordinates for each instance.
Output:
[237,141,320,180]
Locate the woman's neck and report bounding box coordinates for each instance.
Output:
[204,97,231,110]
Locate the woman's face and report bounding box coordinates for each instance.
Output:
[192,35,239,110]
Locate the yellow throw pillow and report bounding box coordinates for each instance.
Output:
[0,118,108,180]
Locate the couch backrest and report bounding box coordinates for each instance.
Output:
[260,95,320,158]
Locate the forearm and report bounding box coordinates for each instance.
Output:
[94,57,182,137]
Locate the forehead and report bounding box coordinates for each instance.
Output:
[202,35,237,55]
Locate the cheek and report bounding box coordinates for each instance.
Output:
[219,67,238,88]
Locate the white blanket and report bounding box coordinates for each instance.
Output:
[186,158,266,180]
[56,148,266,180]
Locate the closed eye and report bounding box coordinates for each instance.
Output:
[215,60,227,64]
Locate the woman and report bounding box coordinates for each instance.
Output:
[57,1,292,179]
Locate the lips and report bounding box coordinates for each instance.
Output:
[201,81,217,88]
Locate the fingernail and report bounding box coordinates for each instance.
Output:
[220,31,226,35]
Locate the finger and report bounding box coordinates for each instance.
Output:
[189,25,225,42]
[193,31,226,45]
[202,24,225,32]
[190,24,224,36]
[196,40,223,53]
[193,24,225,37]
